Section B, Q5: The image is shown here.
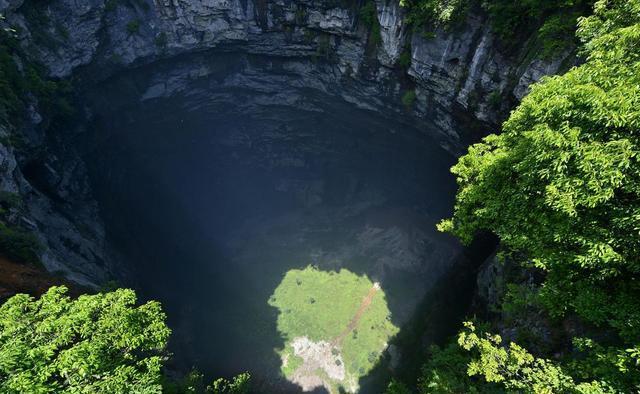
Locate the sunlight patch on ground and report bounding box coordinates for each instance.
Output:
[268,266,398,393]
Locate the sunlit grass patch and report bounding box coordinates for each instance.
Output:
[269,266,398,393]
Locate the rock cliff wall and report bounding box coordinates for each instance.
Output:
[0,0,573,284]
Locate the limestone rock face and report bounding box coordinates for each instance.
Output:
[376,0,407,66]
[0,126,123,286]
[1,0,571,142]
[0,0,572,284]
[513,52,572,100]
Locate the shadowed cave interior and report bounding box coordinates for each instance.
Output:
[74,53,490,392]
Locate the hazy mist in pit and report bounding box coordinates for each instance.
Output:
[82,78,471,392]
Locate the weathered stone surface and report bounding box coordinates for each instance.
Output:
[0,126,123,286]
[0,0,571,284]
[476,253,504,311]
[376,0,407,66]
[2,0,571,140]
[513,51,573,100]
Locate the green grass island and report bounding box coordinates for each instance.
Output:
[268,266,398,393]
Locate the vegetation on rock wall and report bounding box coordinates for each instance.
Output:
[0,17,73,130]
[0,222,41,265]
[400,0,468,29]
[400,0,595,56]
[0,14,73,266]
[392,0,640,392]
[480,0,594,40]
[360,0,382,46]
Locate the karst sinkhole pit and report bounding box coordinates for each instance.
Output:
[73,53,490,392]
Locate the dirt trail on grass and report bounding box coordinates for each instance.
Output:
[331,282,380,347]
[286,282,382,393]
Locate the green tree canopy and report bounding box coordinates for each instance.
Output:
[427,0,640,391]
[0,286,171,393]
[439,0,640,342]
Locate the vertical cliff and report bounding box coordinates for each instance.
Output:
[0,0,574,284]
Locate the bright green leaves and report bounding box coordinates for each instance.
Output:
[434,0,640,392]
[528,126,633,217]
[457,323,614,394]
[209,372,251,393]
[0,286,170,393]
[440,0,640,280]
[399,0,468,29]
[577,0,640,52]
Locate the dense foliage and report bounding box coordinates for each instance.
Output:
[0,286,170,393]
[208,373,251,394]
[480,0,593,39]
[400,0,468,29]
[407,0,640,392]
[0,287,252,393]
[164,370,251,394]
[440,0,640,342]
[399,0,594,54]
[416,322,619,393]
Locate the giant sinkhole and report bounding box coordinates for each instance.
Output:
[65,51,485,392]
